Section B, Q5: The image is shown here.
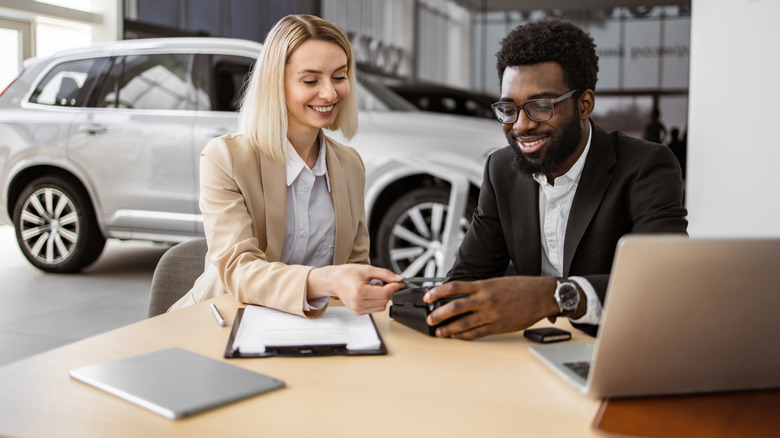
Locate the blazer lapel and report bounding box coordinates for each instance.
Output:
[325,139,351,264]
[260,152,287,261]
[563,123,615,274]
[507,168,543,275]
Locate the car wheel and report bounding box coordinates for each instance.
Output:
[375,186,476,277]
[12,176,106,273]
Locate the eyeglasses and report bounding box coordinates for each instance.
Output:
[490,89,579,124]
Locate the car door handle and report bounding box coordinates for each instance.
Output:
[78,124,108,135]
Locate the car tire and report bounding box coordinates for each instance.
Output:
[375,186,476,277]
[12,176,106,273]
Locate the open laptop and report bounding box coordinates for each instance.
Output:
[530,235,780,398]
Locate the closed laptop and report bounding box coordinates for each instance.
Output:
[70,347,285,419]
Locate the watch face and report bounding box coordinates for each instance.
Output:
[556,281,580,314]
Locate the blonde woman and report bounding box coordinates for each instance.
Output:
[171,15,403,317]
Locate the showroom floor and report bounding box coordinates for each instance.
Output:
[0,225,171,367]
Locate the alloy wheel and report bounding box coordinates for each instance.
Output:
[18,186,81,265]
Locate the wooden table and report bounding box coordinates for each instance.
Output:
[0,294,602,437]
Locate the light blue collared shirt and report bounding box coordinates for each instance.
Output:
[282,133,334,310]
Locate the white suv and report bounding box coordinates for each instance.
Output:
[0,38,505,275]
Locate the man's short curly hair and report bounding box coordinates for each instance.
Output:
[496,19,599,93]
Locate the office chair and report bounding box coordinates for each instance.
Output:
[147,238,208,318]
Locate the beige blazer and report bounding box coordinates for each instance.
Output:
[168,133,369,317]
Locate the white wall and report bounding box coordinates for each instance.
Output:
[91,0,121,42]
[687,0,780,237]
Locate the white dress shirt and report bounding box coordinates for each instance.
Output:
[282,134,334,311]
[532,123,602,325]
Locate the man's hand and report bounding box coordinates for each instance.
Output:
[423,276,560,340]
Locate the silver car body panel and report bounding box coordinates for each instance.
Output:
[0,37,506,275]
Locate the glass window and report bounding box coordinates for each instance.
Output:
[93,57,121,108]
[102,54,194,110]
[35,17,91,59]
[28,58,107,107]
[357,76,417,112]
[0,17,31,92]
[36,0,93,12]
[193,54,253,112]
[0,27,21,91]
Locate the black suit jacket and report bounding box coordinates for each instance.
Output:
[447,122,688,335]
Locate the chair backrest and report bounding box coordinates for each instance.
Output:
[56,76,79,106]
[148,238,208,318]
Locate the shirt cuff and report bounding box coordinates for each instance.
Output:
[567,276,602,325]
[302,267,329,312]
[303,296,329,312]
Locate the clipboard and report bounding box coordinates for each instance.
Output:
[224,305,387,358]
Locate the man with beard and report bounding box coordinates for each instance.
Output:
[423,19,688,339]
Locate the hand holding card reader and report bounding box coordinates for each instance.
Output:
[389,278,468,336]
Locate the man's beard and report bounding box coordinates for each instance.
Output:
[509,109,583,176]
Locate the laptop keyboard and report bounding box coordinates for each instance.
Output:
[563,361,591,380]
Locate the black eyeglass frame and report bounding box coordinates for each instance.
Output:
[490,89,580,124]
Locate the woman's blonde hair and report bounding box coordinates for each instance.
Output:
[238,14,358,162]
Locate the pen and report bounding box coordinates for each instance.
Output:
[210,303,226,327]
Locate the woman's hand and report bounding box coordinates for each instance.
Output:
[307,264,405,315]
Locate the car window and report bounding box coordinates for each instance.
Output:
[92,57,120,108]
[28,58,109,107]
[193,54,253,112]
[358,75,417,112]
[465,98,493,118]
[94,54,194,110]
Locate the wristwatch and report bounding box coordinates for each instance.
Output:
[548,279,580,323]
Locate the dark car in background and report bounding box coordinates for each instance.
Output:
[387,82,498,119]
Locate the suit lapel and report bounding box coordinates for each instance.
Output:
[260,151,287,261]
[563,123,615,274]
[507,168,543,275]
[325,139,351,264]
